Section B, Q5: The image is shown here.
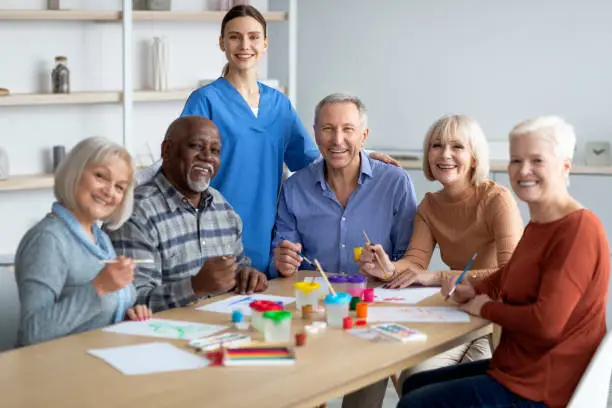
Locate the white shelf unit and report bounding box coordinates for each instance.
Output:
[0,0,298,191]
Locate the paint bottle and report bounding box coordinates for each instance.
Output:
[363,288,375,303]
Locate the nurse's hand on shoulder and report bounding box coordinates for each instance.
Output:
[125,305,153,321]
[369,152,400,167]
[92,256,134,296]
[236,268,268,295]
[358,243,396,281]
[441,274,476,304]
[191,256,237,297]
[274,240,303,277]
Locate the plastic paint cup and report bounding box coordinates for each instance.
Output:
[294,281,321,311]
[324,292,351,327]
[250,300,283,332]
[328,275,348,293]
[263,311,292,343]
[346,275,367,298]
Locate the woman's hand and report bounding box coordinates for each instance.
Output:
[441,274,476,304]
[369,152,400,167]
[459,294,491,317]
[358,243,396,281]
[92,256,134,296]
[125,305,153,321]
[385,267,440,288]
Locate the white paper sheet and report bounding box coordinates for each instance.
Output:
[196,294,296,315]
[88,342,208,375]
[103,318,227,340]
[367,306,471,323]
[347,328,392,342]
[374,287,440,304]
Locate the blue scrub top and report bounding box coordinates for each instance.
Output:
[181,78,320,274]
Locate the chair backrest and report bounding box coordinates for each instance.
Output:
[567,331,612,408]
[0,266,20,351]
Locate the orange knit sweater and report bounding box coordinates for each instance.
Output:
[402,179,524,278]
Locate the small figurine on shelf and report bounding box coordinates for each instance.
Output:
[51,56,70,94]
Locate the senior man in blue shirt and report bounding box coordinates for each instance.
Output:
[270,93,417,280]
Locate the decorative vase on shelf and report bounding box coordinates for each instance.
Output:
[146,0,171,11]
[152,37,169,91]
[0,148,9,180]
[51,56,70,94]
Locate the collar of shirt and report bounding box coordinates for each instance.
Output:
[153,170,214,212]
[314,149,373,192]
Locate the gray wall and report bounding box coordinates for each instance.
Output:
[270,0,612,161]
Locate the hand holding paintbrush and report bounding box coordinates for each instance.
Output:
[273,239,315,277]
[361,230,394,280]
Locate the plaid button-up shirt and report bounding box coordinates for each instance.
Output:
[109,170,250,312]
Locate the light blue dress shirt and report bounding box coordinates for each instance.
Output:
[269,150,418,277]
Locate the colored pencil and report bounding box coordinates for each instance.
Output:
[445,253,478,302]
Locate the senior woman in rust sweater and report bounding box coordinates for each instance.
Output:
[397,115,609,408]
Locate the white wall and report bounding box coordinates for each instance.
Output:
[276,0,612,159]
[0,0,271,255]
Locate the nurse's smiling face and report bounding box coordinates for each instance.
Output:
[220,16,268,73]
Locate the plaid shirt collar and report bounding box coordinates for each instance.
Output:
[152,170,214,213]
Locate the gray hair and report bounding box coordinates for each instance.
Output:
[422,114,490,186]
[54,136,135,230]
[509,116,576,161]
[314,93,368,130]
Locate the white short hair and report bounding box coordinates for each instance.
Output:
[508,115,576,161]
[54,137,135,230]
[314,93,368,130]
[422,114,490,186]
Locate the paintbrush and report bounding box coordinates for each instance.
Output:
[362,230,390,279]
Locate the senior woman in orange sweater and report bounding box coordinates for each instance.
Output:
[397,115,609,408]
[353,114,524,407]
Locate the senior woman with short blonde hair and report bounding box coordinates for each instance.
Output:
[397,116,609,408]
[355,114,524,407]
[15,137,151,347]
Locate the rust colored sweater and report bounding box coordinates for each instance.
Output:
[476,209,609,408]
[402,179,524,279]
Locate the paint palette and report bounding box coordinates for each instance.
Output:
[369,323,428,343]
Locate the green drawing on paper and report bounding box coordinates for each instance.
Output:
[147,322,209,339]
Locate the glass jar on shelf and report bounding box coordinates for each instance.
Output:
[51,56,70,94]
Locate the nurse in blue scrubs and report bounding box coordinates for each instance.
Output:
[181,5,396,275]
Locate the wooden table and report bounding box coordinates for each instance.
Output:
[0,273,492,408]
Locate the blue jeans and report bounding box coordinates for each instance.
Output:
[398,360,547,408]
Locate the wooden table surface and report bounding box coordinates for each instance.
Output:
[0,273,492,408]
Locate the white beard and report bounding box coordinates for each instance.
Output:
[187,174,210,192]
